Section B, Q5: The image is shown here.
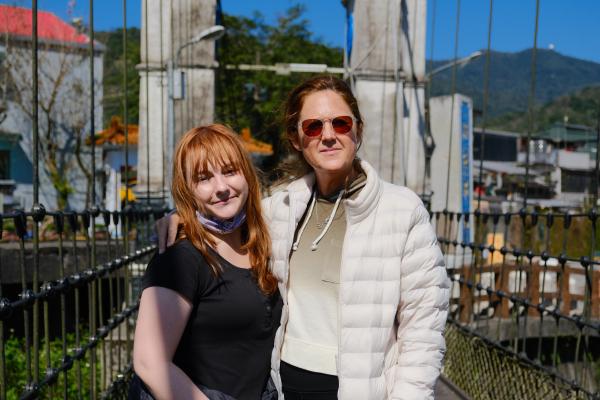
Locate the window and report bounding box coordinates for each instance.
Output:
[0,150,10,179]
[561,170,592,193]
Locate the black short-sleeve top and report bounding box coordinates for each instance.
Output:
[142,239,282,400]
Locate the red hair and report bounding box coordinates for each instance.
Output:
[171,124,277,294]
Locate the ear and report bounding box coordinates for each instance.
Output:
[290,133,302,151]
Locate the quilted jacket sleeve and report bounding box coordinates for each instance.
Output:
[261,195,274,223]
[391,204,450,399]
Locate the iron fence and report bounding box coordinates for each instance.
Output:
[0,207,159,399]
[435,207,600,399]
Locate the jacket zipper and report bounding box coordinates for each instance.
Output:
[337,201,352,396]
[280,189,296,357]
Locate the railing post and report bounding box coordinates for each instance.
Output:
[528,261,540,317]
[592,267,599,319]
[560,265,571,315]
[459,265,472,323]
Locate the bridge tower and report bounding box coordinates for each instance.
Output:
[137,0,218,203]
[345,0,427,194]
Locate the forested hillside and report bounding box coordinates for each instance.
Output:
[429,49,600,126]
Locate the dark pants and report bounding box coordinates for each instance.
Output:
[129,374,277,400]
[280,361,338,400]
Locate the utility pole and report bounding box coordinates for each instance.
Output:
[345,0,427,193]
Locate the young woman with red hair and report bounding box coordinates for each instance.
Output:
[131,124,280,400]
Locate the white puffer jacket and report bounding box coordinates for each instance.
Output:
[264,161,450,400]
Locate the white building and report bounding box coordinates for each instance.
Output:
[0,5,104,211]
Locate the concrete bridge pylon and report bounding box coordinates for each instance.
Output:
[137,0,218,203]
[346,0,427,194]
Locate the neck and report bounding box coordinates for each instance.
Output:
[315,165,357,197]
[211,228,244,252]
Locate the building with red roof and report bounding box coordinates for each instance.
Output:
[0,5,105,211]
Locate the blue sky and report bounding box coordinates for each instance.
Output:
[6,1,600,63]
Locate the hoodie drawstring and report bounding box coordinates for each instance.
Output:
[291,188,346,252]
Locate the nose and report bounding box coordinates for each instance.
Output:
[213,173,229,195]
[321,120,337,141]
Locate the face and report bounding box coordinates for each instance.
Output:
[192,163,249,221]
[292,90,358,178]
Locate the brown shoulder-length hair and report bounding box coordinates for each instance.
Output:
[279,75,364,179]
[171,124,277,295]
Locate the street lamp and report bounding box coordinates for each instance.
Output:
[166,24,225,204]
[426,51,483,80]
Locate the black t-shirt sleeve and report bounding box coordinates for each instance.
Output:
[142,241,210,304]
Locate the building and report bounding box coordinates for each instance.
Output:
[0,5,104,211]
[474,123,597,210]
[89,116,138,215]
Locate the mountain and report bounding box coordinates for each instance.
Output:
[428,49,600,121]
[487,85,600,132]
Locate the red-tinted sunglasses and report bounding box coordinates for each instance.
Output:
[299,115,355,137]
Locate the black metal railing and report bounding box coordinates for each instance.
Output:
[435,208,599,398]
[0,207,161,399]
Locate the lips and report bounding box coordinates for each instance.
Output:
[212,196,236,205]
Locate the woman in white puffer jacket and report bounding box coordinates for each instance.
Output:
[265,76,449,400]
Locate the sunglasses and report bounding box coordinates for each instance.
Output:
[299,115,355,137]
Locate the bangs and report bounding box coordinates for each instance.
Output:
[183,128,248,183]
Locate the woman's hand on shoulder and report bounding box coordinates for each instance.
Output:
[156,211,181,253]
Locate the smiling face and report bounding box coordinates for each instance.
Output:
[291,90,358,182]
[192,163,249,221]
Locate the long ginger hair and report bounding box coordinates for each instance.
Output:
[171,124,277,295]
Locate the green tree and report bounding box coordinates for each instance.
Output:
[215,6,343,173]
[96,28,141,127]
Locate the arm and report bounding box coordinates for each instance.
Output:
[133,287,209,400]
[391,204,450,400]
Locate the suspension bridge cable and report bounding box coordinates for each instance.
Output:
[594,104,600,205]
[390,0,401,184]
[523,0,541,208]
[31,0,40,385]
[443,0,462,211]
[188,0,193,131]
[89,1,95,208]
[145,0,150,204]
[123,0,129,211]
[88,2,99,398]
[423,0,437,195]
[395,0,419,188]
[476,0,494,210]
[160,0,165,201]
[377,0,392,174]
[31,1,38,207]
[426,0,437,106]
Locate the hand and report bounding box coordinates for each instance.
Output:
[156,211,180,253]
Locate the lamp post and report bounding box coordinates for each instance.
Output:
[426,51,482,80]
[166,24,225,204]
